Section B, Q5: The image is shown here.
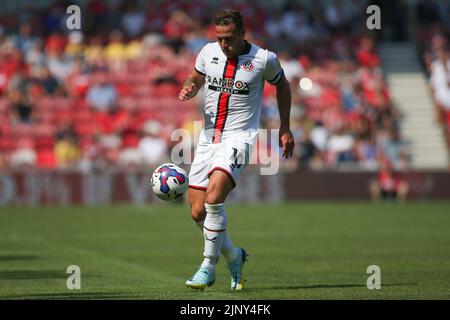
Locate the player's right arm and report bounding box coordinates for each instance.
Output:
[178,69,205,101]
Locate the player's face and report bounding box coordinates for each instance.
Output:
[215,24,244,59]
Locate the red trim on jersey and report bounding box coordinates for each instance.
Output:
[188,185,207,191]
[207,166,236,188]
[212,58,237,144]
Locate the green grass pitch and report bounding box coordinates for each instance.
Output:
[0,201,450,299]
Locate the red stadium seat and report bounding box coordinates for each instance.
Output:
[75,122,98,138]
[71,109,93,123]
[37,149,57,169]
[0,98,9,112]
[11,124,34,138]
[0,138,12,151]
[33,123,56,137]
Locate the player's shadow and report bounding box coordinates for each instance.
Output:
[0,270,68,280]
[247,283,414,291]
[0,255,40,261]
[0,270,102,280]
[5,292,143,300]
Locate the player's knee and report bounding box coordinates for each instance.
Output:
[205,187,224,205]
[190,204,206,222]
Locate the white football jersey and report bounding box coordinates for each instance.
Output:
[195,41,284,144]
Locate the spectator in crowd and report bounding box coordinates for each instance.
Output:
[121,1,146,38]
[104,30,127,73]
[298,130,317,168]
[310,121,328,152]
[327,125,356,166]
[357,37,380,68]
[78,135,102,172]
[138,120,168,166]
[356,137,378,170]
[54,133,81,169]
[9,90,34,124]
[35,67,61,95]
[279,50,304,83]
[86,72,118,111]
[116,127,143,170]
[54,122,81,169]
[13,22,37,54]
[430,46,450,118]
[414,0,449,156]
[10,139,37,169]
[370,161,409,203]
[184,21,210,55]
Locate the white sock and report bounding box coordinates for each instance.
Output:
[200,203,228,269]
[196,218,238,264]
[221,230,239,264]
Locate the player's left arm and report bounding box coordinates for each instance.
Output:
[275,73,295,159]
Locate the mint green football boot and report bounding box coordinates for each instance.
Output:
[227,247,248,290]
[185,266,216,290]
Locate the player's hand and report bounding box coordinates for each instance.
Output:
[179,83,197,101]
[279,127,295,159]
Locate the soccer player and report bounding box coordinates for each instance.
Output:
[178,9,294,290]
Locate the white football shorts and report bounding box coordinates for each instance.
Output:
[188,133,254,190]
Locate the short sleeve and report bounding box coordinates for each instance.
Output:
[194,45,207,75]
[264,50,284,85]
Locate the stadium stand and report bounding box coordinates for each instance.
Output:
[0,0,411,172]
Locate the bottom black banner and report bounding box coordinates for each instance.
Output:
[1,300,446,318]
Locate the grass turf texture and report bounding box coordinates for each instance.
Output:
[0,202,449,299]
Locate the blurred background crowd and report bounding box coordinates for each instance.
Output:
[0,0,448,173]
[416,0,450,155]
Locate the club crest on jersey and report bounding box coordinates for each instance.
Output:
[241,60,254,71]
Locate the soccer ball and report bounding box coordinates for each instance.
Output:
[151,163,189,201]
